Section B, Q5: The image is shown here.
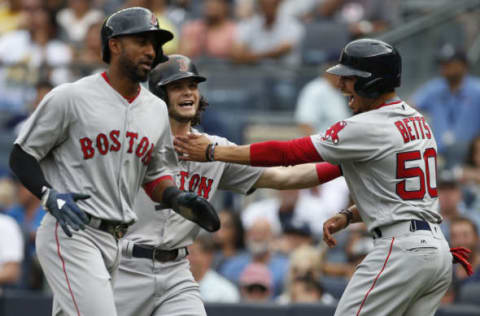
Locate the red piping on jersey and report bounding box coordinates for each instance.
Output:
[315,163,342,184]
[143,175,175,199]
[250,137,323,167]
[375,100,402,110]
[55,222,81,316]
[101,72,141,104]
[356,237,395,316]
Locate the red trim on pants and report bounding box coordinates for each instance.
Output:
[356,237,395,316]
[55,223,81,316]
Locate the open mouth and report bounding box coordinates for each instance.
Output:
[179,101,194,107]
[343,93,354,107]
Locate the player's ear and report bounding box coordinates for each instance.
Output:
[109,38,122,59]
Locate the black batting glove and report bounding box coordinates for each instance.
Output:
[41,187,90,237]
[161,187,220,232]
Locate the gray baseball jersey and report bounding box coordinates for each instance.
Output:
[311,100,442,232]
[125,131,264,248]
[17,72,177,316]
[15,72,178,223]
[312,99,451,316]
[115,131,264,316]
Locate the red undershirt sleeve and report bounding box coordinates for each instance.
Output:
[143,175,174,199]
[250,136,323,167]
[315,163,342,184]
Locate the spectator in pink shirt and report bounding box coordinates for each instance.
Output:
[179,0,236,59]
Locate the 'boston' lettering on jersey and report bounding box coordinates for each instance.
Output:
[179,171,214,199]
[394,116,432,143]
[79,130,154,165]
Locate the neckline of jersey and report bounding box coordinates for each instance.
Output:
[101,72,141,104]
[375,99,402,109]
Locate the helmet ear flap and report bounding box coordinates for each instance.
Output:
[355,77,384,99]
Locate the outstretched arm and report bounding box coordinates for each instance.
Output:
[254,163,341,190]
[174,134,323,167]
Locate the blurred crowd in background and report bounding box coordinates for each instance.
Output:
[0,0,480,311]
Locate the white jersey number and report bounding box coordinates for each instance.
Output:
[396,148,438,200]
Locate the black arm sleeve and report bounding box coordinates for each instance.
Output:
[9,144,51,199]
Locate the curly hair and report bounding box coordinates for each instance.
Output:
[191,96,209,126]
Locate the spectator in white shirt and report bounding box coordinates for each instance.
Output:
[0,213,24,286]
[232,0,304,66]
[188,234,240,303]
[295,63,351,135]
[0,3,72,114]
[242,181,350,239]
[56,0,104,45]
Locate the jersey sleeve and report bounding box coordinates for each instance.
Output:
[143,110,178,184]
[311,118,384,164]
[215,137,264,194]
[15,85,72,161]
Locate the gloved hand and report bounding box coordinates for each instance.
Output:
[450,247,473,276]
[41,187,90,237]
[171,191,220,232]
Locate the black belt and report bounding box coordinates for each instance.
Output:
[87,215,131,239]
[373,220,431,239]
[132,244,188,262]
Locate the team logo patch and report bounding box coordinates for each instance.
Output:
[150,14,158,27]
[322,121,347,144]
[176,57,189,72]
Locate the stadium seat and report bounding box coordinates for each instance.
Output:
[0,131,15,171]
[301,21,350,65]
[202,68,269,111]
[0,289,52,316]
[435,303,480,316]
[206,303,289,316]
[458,282,480,306]
[319,276,349,299]
[288,303,336,316]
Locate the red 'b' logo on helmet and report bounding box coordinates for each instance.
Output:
[175,57,189,72]
[151,14,158,27]
[322,121,347,144]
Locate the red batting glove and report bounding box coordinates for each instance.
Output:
[450,247,473,276]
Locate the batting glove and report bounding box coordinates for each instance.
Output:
[172,192,220,232]
[41,187,91,237]
[450,247,473,276]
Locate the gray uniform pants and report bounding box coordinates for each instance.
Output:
[36,213,121,316]
[335,222,452,316]
[114,250,206,316]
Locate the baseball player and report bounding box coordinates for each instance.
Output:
[9,8,218,316]
[113,54,340,316]
[174,39,473,315]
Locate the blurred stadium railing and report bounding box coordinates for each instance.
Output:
[0,289,479,316]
